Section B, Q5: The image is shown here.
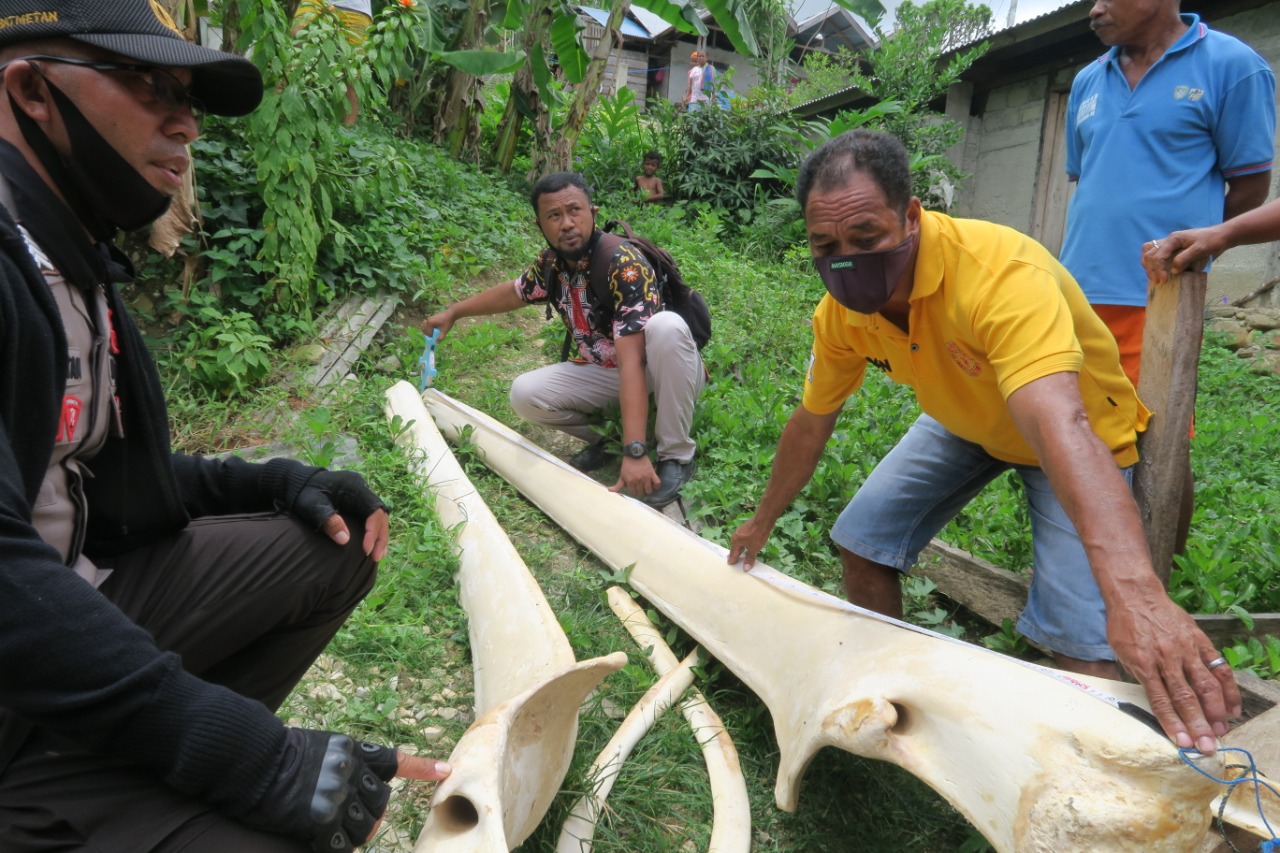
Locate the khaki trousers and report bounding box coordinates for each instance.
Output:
[509,311,705,461]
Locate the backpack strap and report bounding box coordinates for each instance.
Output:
[587,230,628,315]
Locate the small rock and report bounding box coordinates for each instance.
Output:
[377,355,403,373]
[421,726,446,742]
[1244,309,1280,331]
[1249,353,1280,377]
[309,683,344,703]
[1255,329,1280,350]
[293,343,328,364]
[1204,319,1252,350]
[442,688,457,701]
[437,707,460,721]
[1237,345,1263,359]
[1203,305,1243,320]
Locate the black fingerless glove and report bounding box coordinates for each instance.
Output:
[241,729,399,852]
[290,470,390,531]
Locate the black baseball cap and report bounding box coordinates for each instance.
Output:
[0,0,263,116]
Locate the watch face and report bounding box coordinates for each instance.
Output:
[625,441,647,458]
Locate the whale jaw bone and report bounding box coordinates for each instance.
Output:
[417,654,628,851]
[420,388,1227,853]
[385,382,626,851]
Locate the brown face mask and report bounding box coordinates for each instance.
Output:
[813,233,917,315]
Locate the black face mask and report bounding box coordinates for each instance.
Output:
[11,74,171,241]
[813,232,917,315]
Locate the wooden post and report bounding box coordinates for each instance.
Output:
[1132,271,1206,586]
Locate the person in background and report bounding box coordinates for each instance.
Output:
[0,2,448,850]
[1057,0,1275,554]
[682,50,710,112]
[635,149,667,204]
[422,172,705,508]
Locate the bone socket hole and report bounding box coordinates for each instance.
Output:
[435,796,480,832]
[890,702,914,735]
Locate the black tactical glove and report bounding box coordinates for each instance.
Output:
[242,729,399,852]
[290,470,389,531]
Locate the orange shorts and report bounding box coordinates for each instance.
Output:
[1091,304,1145,388]
[1091,303,1194,438]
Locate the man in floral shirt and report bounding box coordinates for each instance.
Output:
[423,172,705,507]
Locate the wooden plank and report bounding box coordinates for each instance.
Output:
[306,295,396,390]
[917,539,1280,713]
[918,540,1033,625]
[920,540,1280,645]
[1133,271,1207,585]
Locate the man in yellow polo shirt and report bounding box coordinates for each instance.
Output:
[728,129,1238,756]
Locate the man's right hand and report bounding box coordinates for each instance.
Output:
[420,309,455,341]
[1141,228,1223,285]
[728,517,772,570]
[241,729,450,852]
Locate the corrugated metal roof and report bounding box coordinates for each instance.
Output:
[629,5,674,39]
[578,6,653,40]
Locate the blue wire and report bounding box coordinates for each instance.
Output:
[1179,746,1280,843]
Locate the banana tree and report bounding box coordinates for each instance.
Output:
[492,1,556,173]
[535,0,633,174]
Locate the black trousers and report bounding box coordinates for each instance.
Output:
[0,512,377,852]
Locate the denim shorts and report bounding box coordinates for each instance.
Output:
[830,413,1131,661]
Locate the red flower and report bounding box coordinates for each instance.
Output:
[398,0,414,7]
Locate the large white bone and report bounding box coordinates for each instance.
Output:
[601,586,752,853]
[385,381,626,851]
[420,388,1230,852]
[555,646,702,853]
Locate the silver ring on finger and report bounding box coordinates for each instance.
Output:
[1150,239,1161,250]
[1207,656,1230,670]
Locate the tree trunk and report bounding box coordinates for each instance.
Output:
[495,5,553,173]
[538,0,631,174]
[434,0,490,159]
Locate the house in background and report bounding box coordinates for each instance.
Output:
[796,0,1280,303]
[575,0,878,111]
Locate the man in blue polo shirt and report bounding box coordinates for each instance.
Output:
[1059,0,1274,555]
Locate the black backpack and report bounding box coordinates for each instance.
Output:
[542,219,712,361]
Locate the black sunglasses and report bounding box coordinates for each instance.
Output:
[9,54,205,122]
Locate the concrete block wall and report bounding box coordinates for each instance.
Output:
[956,73,1052,232]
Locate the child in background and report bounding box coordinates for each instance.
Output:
[635,150,668,204]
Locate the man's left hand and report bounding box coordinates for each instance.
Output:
[609,456,661,499]
[1107,593,1241,755]
[292,470,391,561]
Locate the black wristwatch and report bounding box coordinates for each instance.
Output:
[623,440,648,459]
